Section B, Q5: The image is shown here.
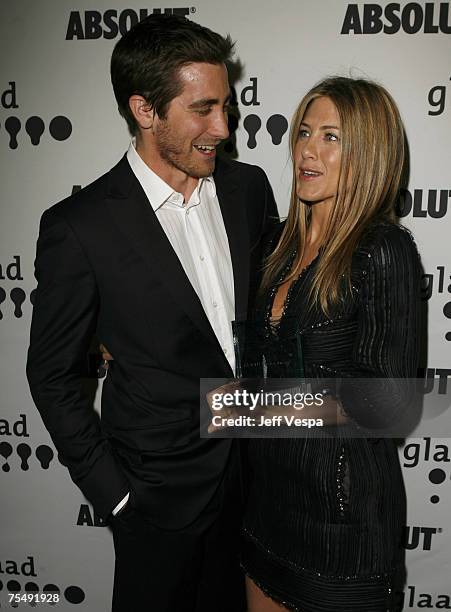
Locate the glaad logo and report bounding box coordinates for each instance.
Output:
[402,525,442,551]
[396,188,451,219]
[0,414,56,472]
[402,435,450,504]
[1,82,72,149]
[421,267,451,301]
[0,256,35,320]
[341,3,451,35]
[445,302,451,342]
[0,556,85,606]
[428,76,451,116]
[0,441,55,472]
[394,586,451,609]
[66,7,194,40]
[419,267,451,342]
[225,78,289,153]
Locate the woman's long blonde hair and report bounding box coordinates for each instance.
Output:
[260,76,407,315]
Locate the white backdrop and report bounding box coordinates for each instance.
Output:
[1,1,450,609]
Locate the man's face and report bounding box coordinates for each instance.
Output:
[152,62,230,179]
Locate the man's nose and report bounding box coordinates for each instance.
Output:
[209,110,229,141]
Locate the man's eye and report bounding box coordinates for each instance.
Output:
[197,108,211,116]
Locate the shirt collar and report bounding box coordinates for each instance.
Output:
[126,139,216,210]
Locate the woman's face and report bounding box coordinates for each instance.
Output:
[294,96,341,207]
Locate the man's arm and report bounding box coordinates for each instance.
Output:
[27,208,129,519]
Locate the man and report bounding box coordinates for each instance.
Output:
[27,14,277,612]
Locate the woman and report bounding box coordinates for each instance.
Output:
[241,77,420,612]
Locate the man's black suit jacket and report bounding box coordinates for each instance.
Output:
[27,155,277,529]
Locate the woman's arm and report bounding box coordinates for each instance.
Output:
[338,224,421,431]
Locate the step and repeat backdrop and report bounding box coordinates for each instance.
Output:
[1,0,450,609]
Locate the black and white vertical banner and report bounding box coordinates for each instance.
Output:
[1,1,450,608]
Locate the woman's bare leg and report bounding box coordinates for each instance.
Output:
[245,576,290,612]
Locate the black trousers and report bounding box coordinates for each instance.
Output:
[111,447,246,612]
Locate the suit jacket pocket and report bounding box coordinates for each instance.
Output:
[109,416,192,453]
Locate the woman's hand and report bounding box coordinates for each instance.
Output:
[206,380,244,433]
[99,343,114,369]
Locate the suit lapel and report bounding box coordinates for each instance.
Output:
[214,158,250,322]
[105,156,222,350]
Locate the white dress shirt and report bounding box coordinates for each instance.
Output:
[112,142,236,516]
[126,140,235,369]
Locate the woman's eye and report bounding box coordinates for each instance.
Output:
[299,129,309,138]
[326,132,339,142]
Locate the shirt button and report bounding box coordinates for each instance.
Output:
[212,301,218,308]
[199,255,205,261]
[224,348,228,355]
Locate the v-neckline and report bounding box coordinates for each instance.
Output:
[269,252,320,325]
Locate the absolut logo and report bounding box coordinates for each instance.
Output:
[402,525,442,550]
[341,3,451,35]
[76,504,107,527]
[66,7,194,40]
[396,189,451,218]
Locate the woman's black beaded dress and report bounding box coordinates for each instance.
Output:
[241,222,420,612]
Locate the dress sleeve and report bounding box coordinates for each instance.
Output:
[338,225,421,431]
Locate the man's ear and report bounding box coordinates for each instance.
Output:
[128,95,155,131]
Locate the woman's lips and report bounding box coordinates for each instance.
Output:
[299,168,323,181]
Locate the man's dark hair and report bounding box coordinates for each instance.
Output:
[111,14,234,135]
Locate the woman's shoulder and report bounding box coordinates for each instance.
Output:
[356,220,420,263]
[350,221,422,291]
